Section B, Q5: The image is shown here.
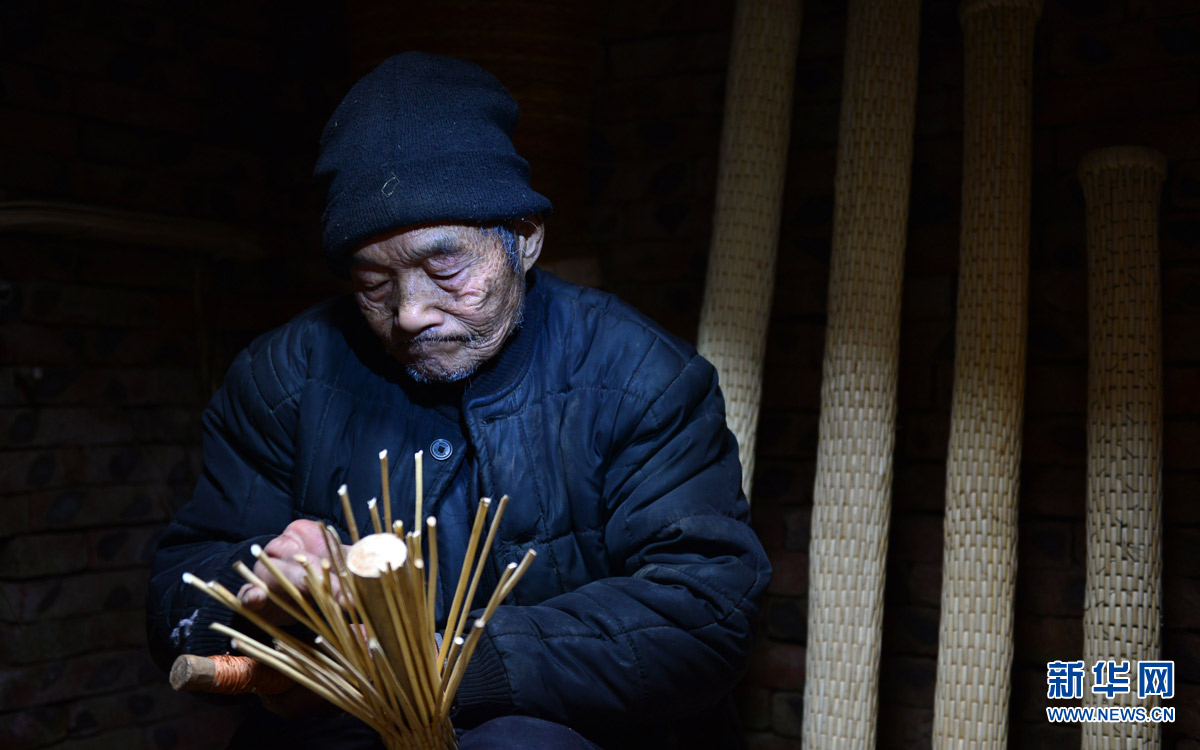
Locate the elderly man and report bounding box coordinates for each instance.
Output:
[148,52,770,749]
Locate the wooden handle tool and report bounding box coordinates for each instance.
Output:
[170,653,294,695]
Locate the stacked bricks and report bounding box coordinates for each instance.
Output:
[0,232,248,749]
[0,0,344,260]
[588,0,737,343]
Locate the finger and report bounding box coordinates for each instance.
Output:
[238,570,296,625]
[286,519,334,557]
[239,584,268,610]
[265,520,333,560]
[250,556,312,600]
[262,532,301,559]
[237,582,259,605]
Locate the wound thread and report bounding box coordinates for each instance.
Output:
[209,654,293,695]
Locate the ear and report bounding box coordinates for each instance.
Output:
[516,215,544,273]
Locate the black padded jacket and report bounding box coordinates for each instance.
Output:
[147,268,771,748]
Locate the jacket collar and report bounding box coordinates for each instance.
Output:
[462,267,544,411]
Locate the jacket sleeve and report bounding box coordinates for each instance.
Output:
[454,352,771,733]
[145,333,305,673]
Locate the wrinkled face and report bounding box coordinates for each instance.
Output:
[350,222,540,383]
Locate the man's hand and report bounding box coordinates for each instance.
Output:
[237,519,344,626]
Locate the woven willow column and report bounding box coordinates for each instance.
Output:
[1079,146,1167,750]
[800,0,921,746]
[696,0,803,499]
[932,1,1040,748]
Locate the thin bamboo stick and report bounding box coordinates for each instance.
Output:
[413,558,441,697]
[426,517,439,625]
[414,450,424,531]
[440,619,487,717]
[339,484,361,544]
[368,638,427,733]
[369,498,384,535]
[484,563,519,622]
[495,549,537,604]
[380,450,393,532]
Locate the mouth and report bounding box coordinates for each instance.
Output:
[389,336,484,384]
[390,335,474,361]
[397,335,471,349]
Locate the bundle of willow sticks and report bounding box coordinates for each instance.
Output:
[182,450,535,750]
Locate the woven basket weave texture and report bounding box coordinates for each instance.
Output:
[1079,145,1166,749]
[931,1,1041,747]
[696,0,802,500]
[801,0,921,746]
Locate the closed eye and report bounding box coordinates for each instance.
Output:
[354,276,391,300]
[425,258,466,282]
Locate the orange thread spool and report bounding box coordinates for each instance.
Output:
[210,654,293,694]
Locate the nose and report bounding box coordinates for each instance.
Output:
[393,277,444,337]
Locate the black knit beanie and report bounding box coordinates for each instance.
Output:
[314,52,552,273]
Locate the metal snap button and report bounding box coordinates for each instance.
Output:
[430,438,453,461]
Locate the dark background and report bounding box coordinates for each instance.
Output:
[1,0,1198,747]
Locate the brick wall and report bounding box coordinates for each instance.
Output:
[590,0,734,342]
[1,2,343,748]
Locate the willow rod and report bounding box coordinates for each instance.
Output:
[380,449,393,532]
[339,484,361,544]
[426,517,439,625]
[369,498,384,534]
[415,450,424,531]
